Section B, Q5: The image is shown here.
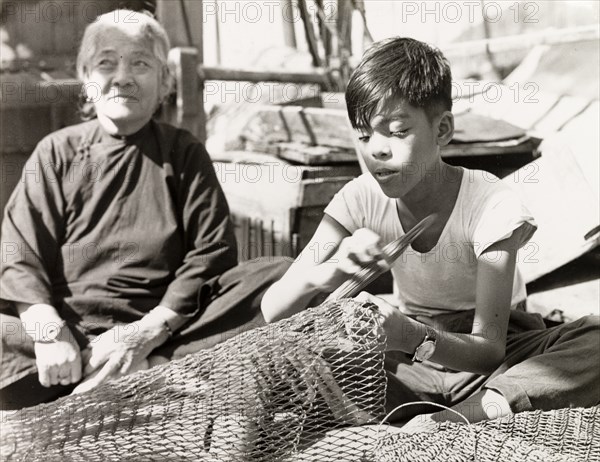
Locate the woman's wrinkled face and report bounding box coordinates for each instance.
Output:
[84,28,167,135]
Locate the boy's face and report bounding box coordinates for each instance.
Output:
[355,98,451,198]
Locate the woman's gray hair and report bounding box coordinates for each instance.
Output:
[76,9,174,119]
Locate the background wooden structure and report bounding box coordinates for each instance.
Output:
[1,2,598,317]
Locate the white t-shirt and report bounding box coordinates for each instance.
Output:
[324,167,537,316]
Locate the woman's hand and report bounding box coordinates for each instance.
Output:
[310,228,390,292]
[34,325,82,387]
[72,317,169,394]
[17,303,83,387]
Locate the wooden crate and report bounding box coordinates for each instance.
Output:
[215,158,361,260]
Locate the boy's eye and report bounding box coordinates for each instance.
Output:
[358,135,371,142]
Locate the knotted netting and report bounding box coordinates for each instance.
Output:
[1,299,387,461]
[374,406,600,462]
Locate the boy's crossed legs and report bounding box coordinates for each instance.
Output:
[383,310,600,430]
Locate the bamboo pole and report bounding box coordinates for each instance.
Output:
[442,24,599,59]
[198,66,330,88]
[214,0,222,65]
[298,0,323,68]
[480,0,502,80]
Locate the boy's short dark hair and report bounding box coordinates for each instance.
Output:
[346,37,452,130]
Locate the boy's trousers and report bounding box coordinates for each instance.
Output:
[384,308,600,418]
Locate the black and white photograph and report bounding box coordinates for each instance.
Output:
[1,1,598,460]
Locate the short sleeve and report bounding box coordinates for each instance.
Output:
[323,175,367,233]
[471,189,537,258]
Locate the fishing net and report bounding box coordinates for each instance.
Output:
[1,299,387,461]
[375,406,600,462]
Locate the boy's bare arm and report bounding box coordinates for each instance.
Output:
[261,215,350,322]
[261,215,389,323]
[362,229,522,375]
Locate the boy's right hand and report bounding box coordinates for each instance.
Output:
[310,228,390,292]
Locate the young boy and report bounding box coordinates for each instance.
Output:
[261,37,599,429]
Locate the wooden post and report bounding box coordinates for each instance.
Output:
[185,0,206,142]
[169,47,204,140]
[158,0,206,141]
[280,0,297,49]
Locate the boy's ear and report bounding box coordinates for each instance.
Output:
[436,111,454,146]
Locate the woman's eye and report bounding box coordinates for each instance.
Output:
[96,59,115,69]
[133,60,150,68]
[391,130,408,137]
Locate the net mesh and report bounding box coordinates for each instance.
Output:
[1,299,387,461]
[375,406,600,462]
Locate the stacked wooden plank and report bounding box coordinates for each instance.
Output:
[214,152,361,260]
[225,101,538,172]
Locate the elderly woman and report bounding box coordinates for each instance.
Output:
[1,10,286,409]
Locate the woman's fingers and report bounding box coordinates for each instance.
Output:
[57,362,72,386]
[73,357,120,394]
[83,344,105,375]
[89,357,121,386]
[33,332,83,388]
[71,369,99,395]
[83,335,112,376]
[40,362,71,387]
[35,344,60,387]
[37,364,51,388]
[70,355,83,384]
[39,353,82,387]
[119,356,134,375]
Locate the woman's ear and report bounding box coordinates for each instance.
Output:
[436,111,454,146]
[159,65,173,103]
[82,72,96,101]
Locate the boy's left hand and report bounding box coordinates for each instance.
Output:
[355,292,407,351]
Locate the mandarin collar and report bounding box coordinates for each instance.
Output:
[98,120,153,144]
